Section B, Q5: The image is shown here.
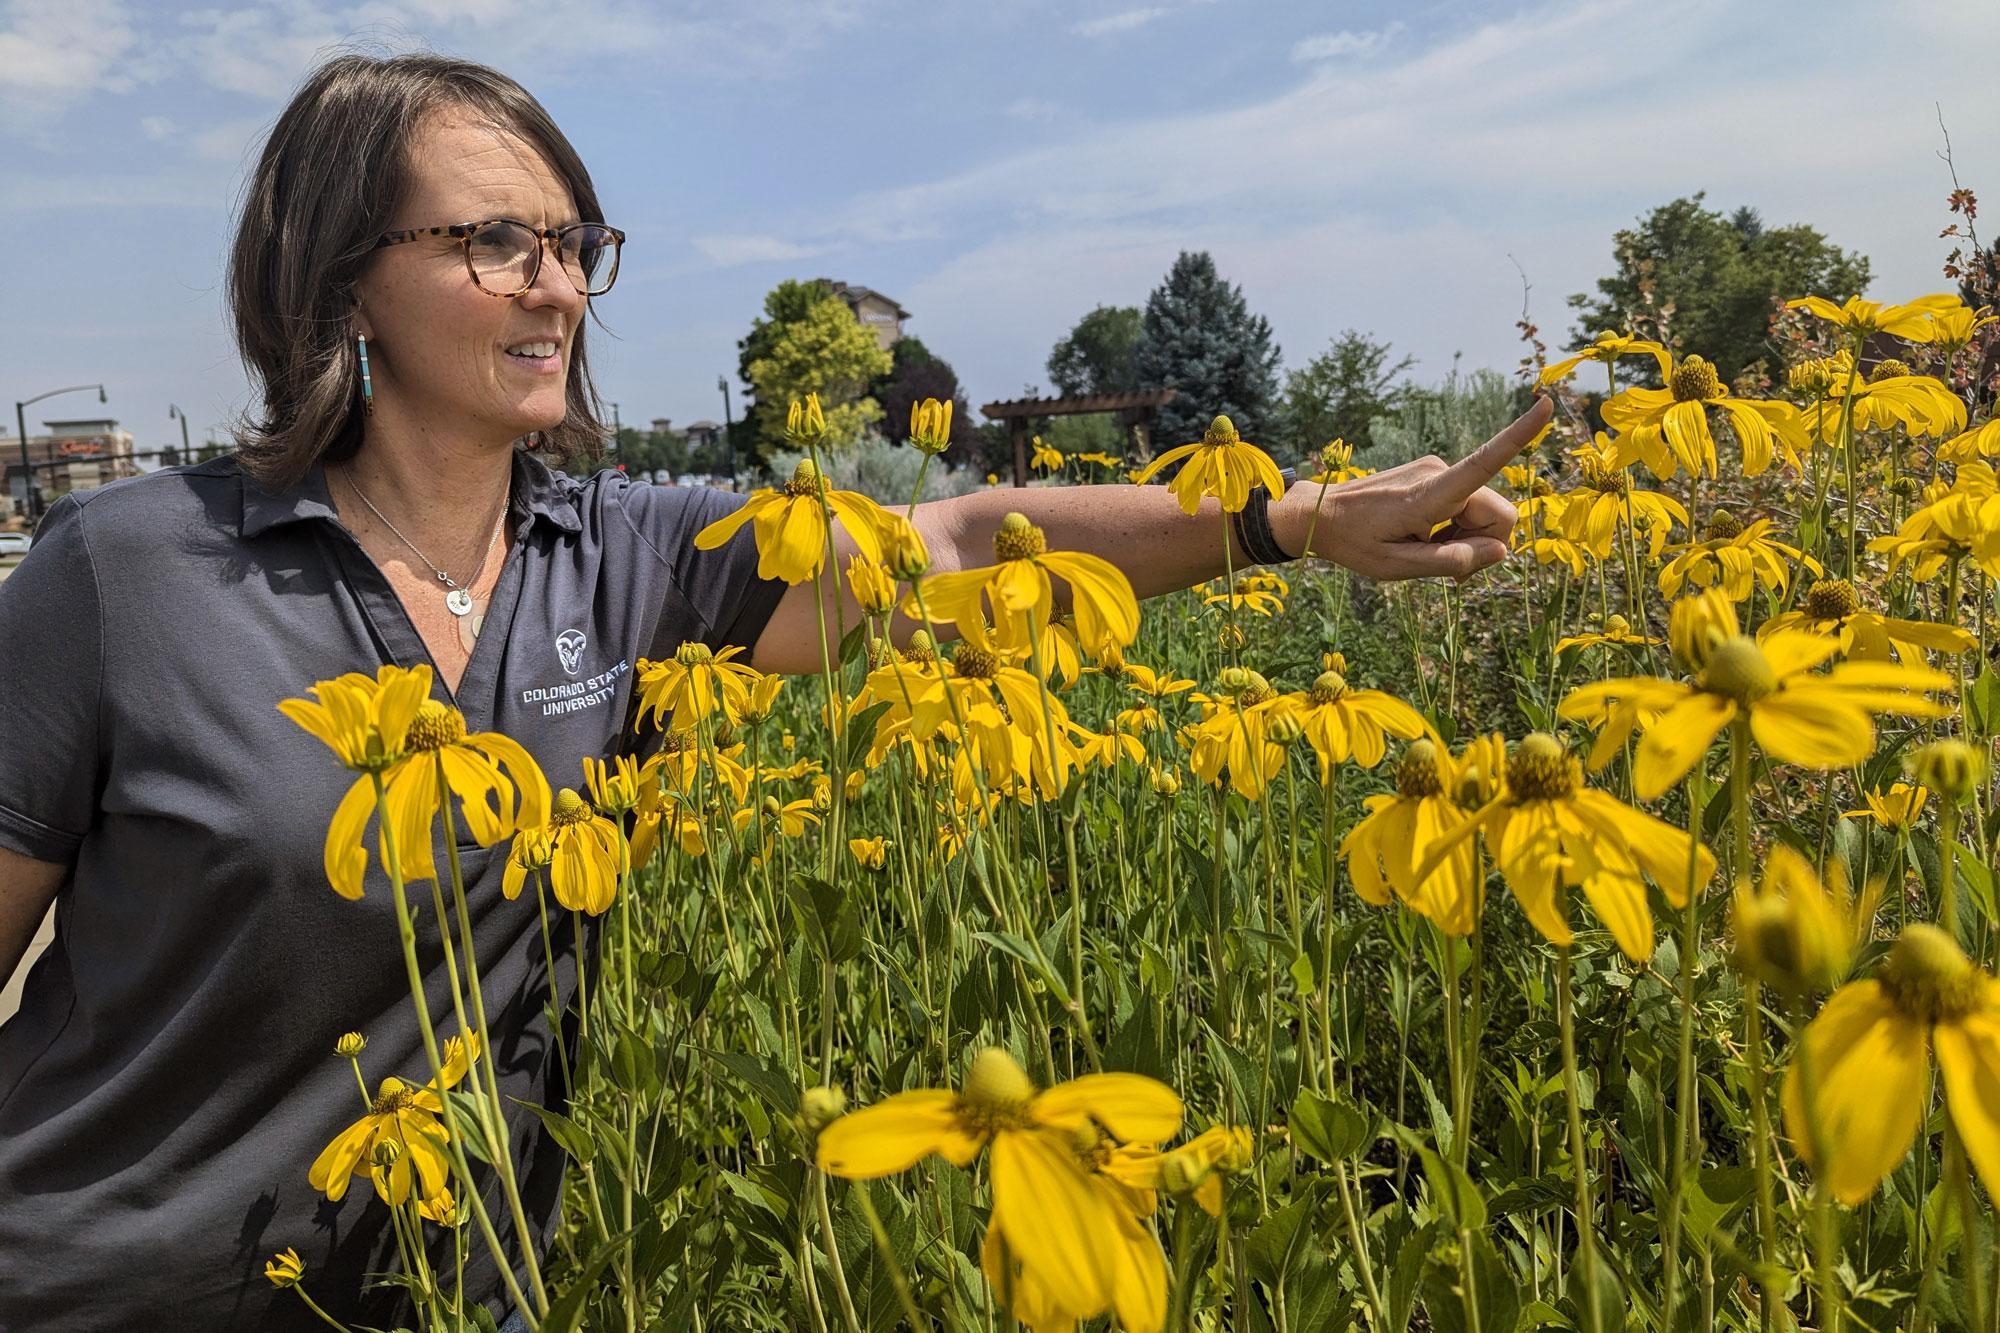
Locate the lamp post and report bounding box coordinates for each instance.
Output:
[717,375,734,482]
[168,404,192,467]
[14,383,106,523]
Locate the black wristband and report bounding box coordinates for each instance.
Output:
[1232,466,1298,565]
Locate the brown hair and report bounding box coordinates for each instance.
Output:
[228,53,607,490]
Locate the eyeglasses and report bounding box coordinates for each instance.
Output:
[373,218,625,297]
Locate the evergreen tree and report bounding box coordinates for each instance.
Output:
[1279,329,1414,455]
[1133,252,1282,448]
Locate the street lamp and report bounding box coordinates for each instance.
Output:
[14,383,106,523]
[717,375,734,481]
[167,404,192,466]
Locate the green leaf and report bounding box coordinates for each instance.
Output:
[538,1224,640,1333]
[1290,1087,1375,1164]
[708,1050,801,1122]
[1245,1185,1324,1287]
[1967,666,2000,736]
[512,1098,597,1166]
[1417,1146,1487,1232]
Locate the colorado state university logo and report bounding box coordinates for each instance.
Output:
[555,629,587,676]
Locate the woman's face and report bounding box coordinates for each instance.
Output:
[354,108,587,447]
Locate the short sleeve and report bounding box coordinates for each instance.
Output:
[0,495,104,863]
[613,482,785,657]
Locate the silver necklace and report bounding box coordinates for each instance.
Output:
[343,473,508,617]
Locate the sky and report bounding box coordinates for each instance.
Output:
[5,0,2000,455]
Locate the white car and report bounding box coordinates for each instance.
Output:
[0,533,30,557]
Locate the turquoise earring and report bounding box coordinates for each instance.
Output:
[357,333,375,416]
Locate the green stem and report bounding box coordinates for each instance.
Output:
[1556,947,1602,1333]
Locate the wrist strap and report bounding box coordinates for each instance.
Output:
[1232,466,1298,565]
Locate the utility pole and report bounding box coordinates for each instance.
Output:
[14,383,105,522]
[168,403,192,467]
[717,375,734,482]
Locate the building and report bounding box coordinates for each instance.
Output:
[683,420,725,451]
[819,279,910,350]
[5,417,138,516]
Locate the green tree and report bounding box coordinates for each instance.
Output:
[745,290,894,454]
[1047,305,1142,397]
[872,338,977,465]
[737,279,832,459]
[1133,252,1282,448]
[1279,329,1414,455]
[1569,193,1871,385]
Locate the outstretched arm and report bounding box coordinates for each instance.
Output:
[750,397,1550,675]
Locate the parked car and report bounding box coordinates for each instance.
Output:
[0,532,30,557]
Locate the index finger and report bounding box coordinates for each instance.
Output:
[1419,396,1554,510]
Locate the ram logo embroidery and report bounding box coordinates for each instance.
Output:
[555,629,587,676]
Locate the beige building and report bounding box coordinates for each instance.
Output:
[5,417,138,516]
[821,279,910,350]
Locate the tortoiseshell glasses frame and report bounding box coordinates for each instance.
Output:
[373,218,625,297]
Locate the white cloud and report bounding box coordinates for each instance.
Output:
[1291,22,1403,62]
[0,0,140,122]
[139,114,175,139]
[1073,7,1168,38]
[1004,97,1064,123]
[691,233,830,267]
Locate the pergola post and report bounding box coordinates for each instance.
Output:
[980,390,1179,485]
[1010,418,1030,488]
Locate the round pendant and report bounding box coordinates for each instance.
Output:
[445,588,474,617]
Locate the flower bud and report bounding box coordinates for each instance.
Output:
[334,1032,367,1059]
[1908,739,1987,806]
[786,394,827,448]
[1669,588,1740,671]
[799,1085,848,1133]
[908,397,953,456]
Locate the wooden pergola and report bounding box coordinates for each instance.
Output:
[979,388,1178,487]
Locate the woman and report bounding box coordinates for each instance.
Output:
[0,52,1535,1332]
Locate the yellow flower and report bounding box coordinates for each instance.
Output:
[1730,844,1875,995]
[1419,734,1715,960]
[1105,1124,1255,1217]
[1757,578,1976,664]
[848,836,888,870]
[846,554,897,616]
[1274,669,1430,780]
[735,794,822,840]
[1030,436,1064,471]
[582,753,643,814]
[1928,303,1996,354]
[278,663,432,774]
[785,393,828,446]
[1131,414,1286,515]
[1657,513,1820,602]
[1558,609,1952,802]
[505,789,620,914]
[1812,352,1966,440]
[1037,613,1083,689]
[738,672,786,725]
[1536,330,1672,389]
[634,642,763,734]
[1782,924,2000,1205]
[1554,434,1688,559]
[1202,577,1284,616]
[1076,728,1147,770]
[1341,737,1487,936]
[1075,450,1123,469]
[692,457,895,585]
[1842,781,1930,831]
[264,1248,305,1289]
[1184,669,1287,800]
[308,1033,479,1211]
[1553,613,1662,657]
[817,1047,1182,1326]
[985,472,1000,486]
[283,688,550,900]
[1867,463,1998,581]
[910,512,1140,656]
[909,396,954,455]
[1602,353,1808,479]
[1303,439,1374,484]
[1786,292,1964,342]
[1517,531,1592,576]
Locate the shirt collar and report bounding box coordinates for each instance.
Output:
[239,447,583,538]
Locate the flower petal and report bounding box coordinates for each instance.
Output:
[1781,980,1929,1206]
[816,1091,982,1177]
[1031,1073,1183,1144]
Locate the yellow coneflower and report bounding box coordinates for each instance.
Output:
[1535,330,1672,389]
[1841,781,1930,830]
[504,789,621,915]
[1786,292,1964,342]
[308,1033,479,1211]
[1274,669,1430,779]
[1602,353,1808,479]
[1729,844,1875,996]
[1554,433,1688,560]
[1184,668,1287,800]
[909,397,954,455]
[1341,736,1493,937]
[817,1047,1181,1327]
[846,554,897,616]
[1552,612,1662,657]
[1030,436,1064,471]
[1304,439,1374,484]
[1131,414,1287,515]
[1757,577,1975,664]
[847,836,888,870]
[1783,923,2000,1204]
[692,457,895,585]
[1867,463,1998,582]
[633,641,764,734]
[1418,734,1716,960]
[1657,512,1820,602]
[910,512,1140,657]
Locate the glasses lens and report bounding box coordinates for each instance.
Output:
[560,225,621,296]
[465,221,539,295]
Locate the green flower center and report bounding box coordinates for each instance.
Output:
[1879,924,1984,1024]
[1700,637,1778,704]
[406,701,466,752]
[1603,613,1632,637]
[1310,671,1349,706]
[992,513,1047,562]
[952,644,999,679]
[371,1078,417,1117]
[1203,414,1241,447]
[1703,508,1745,541]
[1870,358,1912,382]
[552,788,593,827]
[1670,355,1724,402]
[1803,578,1858,621]
[1580,456,1628,493]
[956,1048,1036,1133]
[1396,740,1445,799]
[675,641,713,666]
[1507,733,1580,802]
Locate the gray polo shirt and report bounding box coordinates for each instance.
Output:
[0,451,781,1331]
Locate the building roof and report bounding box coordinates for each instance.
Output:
[818,278,911,320]
[980,389,1178,419]
[683,419,722,432]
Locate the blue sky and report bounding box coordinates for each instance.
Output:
[5,0,2000,454]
